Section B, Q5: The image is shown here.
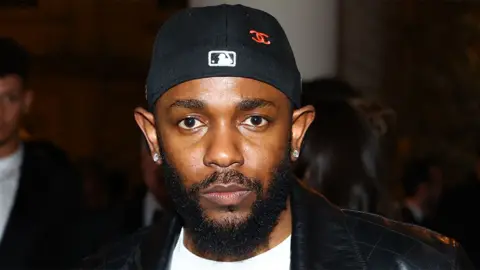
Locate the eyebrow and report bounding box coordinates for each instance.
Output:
[169,99,205,110]
[237,99,275,111]
[168,98,274,111]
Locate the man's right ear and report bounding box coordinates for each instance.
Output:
[134,107,161,164]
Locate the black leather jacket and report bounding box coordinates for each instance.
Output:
[77,181,474,269]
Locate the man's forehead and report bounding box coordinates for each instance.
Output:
[174,77,274,91]
[159,77,286,107]
[0,74,23,94]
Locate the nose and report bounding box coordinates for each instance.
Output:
[203,123,244,169]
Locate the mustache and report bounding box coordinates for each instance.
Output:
[189,170,262,195]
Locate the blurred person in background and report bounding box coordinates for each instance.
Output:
[0,37,84,269]
[73,139,170,258]
[121,138,170,234]
[72,158,122,257]
[295,78,399,218]
[139,138,171,223]
[400,157,443,227]
[77,158,112,211]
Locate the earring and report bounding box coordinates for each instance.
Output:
[153,153,160,162]
[292,149,300,159]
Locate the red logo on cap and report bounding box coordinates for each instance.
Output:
[250,30,271,45]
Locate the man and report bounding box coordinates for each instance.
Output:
[0,37,84,269]
[79,5,474,269]
[139,138,173,224]
[122,139,168,234]
[400,157,443,227]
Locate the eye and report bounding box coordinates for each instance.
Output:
[0,94,19,104]
[178,117,204,130]
[243,115,269,127]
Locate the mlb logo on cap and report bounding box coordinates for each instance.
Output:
[146,4,302,110]
[208,50,236,67]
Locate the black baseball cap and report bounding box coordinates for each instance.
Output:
[146,4,301,111]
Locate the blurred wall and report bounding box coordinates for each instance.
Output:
[338,0,388,99]
[0,0,185,184]
[382,0,480,183]
[3,0,480,188]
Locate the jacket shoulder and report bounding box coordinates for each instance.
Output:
[74,226,151,270]
[342,209,474,269]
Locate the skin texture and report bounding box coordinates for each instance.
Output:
[0,74,32,158]
[135,77,314,261]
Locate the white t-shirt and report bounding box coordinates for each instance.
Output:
[169,228,291,270]
[0,145,23,242]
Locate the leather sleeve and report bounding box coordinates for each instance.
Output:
[455,243,476,270]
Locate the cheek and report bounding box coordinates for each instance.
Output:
[160,133,207,186]
[242,138,289,186]
[2,104,22,123]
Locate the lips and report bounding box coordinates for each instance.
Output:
[200,184,252,206]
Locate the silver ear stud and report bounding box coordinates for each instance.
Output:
[153,153,160,162]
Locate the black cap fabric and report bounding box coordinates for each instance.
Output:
[146,4,301,110]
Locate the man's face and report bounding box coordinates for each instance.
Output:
[135,77,314,259]
[0,75,32,145]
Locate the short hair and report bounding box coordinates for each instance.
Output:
[0,37,30,82]
[296,78,367,183]
[295,100,377,185]
[301,77,361,105]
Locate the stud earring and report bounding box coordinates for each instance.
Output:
[153,153,160,162]
[292,149,300,159]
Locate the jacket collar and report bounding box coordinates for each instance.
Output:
[141,180,365,270]
[290,181,365,270]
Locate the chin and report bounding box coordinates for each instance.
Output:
[205,210,251,226]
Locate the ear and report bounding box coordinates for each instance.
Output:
[134,107,161,164]
[22,89,34,114]
[291,105,315,161]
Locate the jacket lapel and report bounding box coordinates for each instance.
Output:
[290,181,366,270]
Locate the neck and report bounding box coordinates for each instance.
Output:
[0,137,20,159]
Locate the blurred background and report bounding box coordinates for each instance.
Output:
[3,0,480,189]
[2,0,480,268]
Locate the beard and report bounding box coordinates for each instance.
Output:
[160,148,293,261]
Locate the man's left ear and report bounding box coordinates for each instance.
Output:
[291,105,315,161]
[22,90,34,114]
